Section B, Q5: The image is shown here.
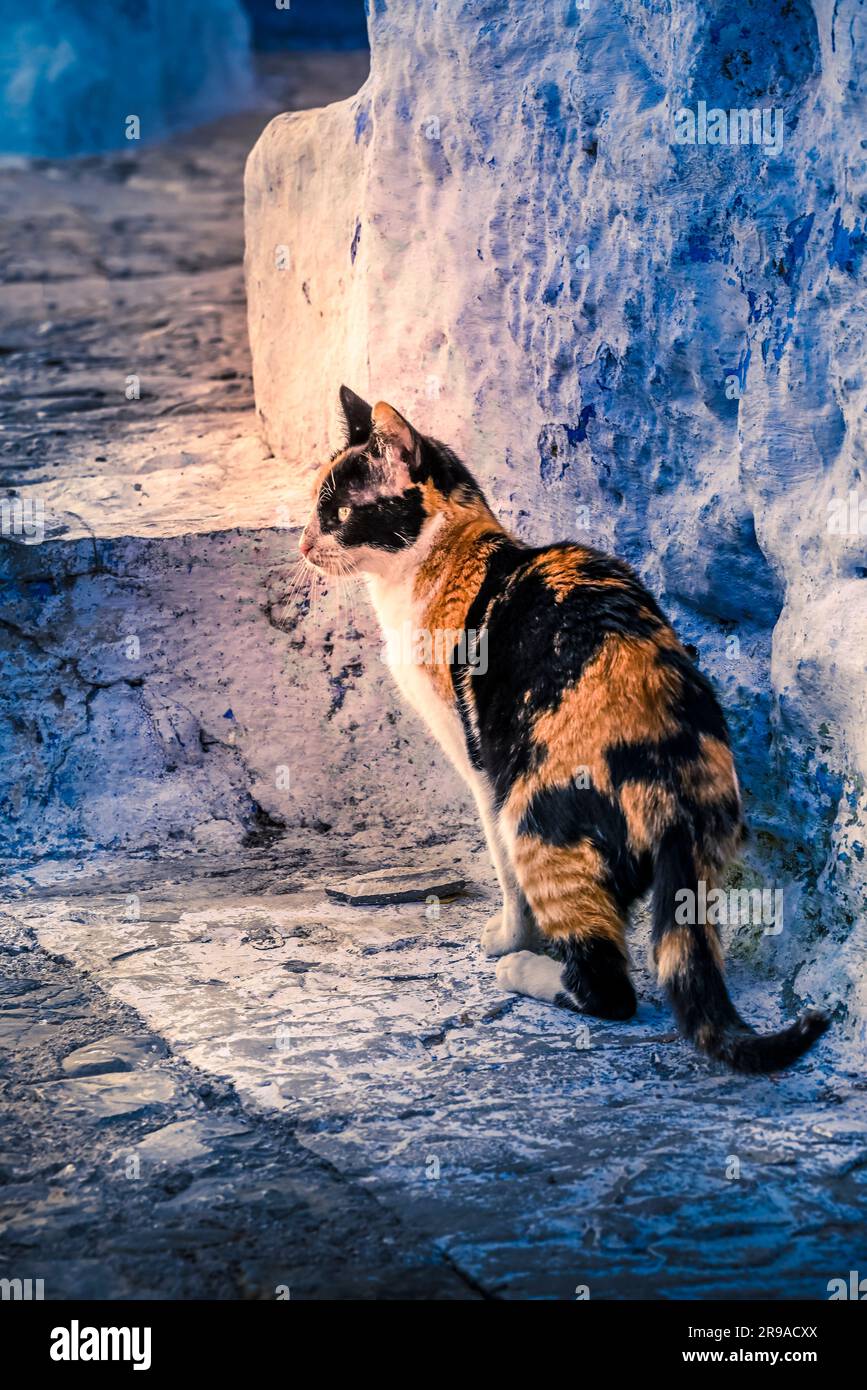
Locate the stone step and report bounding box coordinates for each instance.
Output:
[0,523,469,863]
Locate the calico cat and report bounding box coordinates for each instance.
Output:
[299,385,829,1072]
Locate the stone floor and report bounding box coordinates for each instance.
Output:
[1,48,865,1302]
[0,901,473,1299]
[2,848,866,1300]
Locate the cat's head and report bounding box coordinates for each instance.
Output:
[299,386,486,577]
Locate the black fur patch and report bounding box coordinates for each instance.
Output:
[339,386,372,445]
[317,451,426,552]
[656,646,732,744]
[450,663,485,772]
[457,542,664,806]
[559,936,637,1020]
[606,731,702,790]
[410,435,485,499]
[340,488,425,552]
[319,449,372,507]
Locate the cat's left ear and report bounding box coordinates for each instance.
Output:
[339,385,373,446]
[372,401,418,469]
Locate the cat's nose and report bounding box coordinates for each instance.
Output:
[299,533,313,556]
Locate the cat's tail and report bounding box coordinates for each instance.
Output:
[652,826,829,1073]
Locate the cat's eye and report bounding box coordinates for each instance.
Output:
[338,505,351,523]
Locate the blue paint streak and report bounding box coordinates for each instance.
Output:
[828,208,865,274]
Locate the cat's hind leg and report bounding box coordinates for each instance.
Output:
[495,834,636,1020]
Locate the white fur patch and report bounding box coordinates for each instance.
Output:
[367,564,475,778]
[495,950,565,1003]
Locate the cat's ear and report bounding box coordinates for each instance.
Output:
[372,401,417,466]
[339,385,373,446]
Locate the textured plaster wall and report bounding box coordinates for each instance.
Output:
[244,0,867,1026]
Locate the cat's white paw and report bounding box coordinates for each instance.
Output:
[481,910,531,958]
[495,950,564,1003]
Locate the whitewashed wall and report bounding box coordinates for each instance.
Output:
[245,0,867,1028]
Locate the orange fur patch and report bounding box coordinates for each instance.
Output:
[680,735,739,805]
[527,549,603,601]
[620,781,678,853]
[503,633,682,826]
[508,835,626,948]
[655,926,695,984]
[656,915,725,983]
[413,508,507,698]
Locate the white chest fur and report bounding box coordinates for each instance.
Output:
[366,572,475,783]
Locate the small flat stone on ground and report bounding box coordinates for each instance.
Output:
[325,867,467,906]
[38,1072,176,1121]
[61,1035,165,1077]
[130,1116,248,1167]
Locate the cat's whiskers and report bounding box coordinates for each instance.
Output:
[277,559,314,629]
[275,562,305,628]
[344,564,362,633]
[328,551,361,633]
[282,557,310,598]
[308,565,324,626]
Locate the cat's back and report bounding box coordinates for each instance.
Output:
[463,537,737,824]
[470,537,675,677]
